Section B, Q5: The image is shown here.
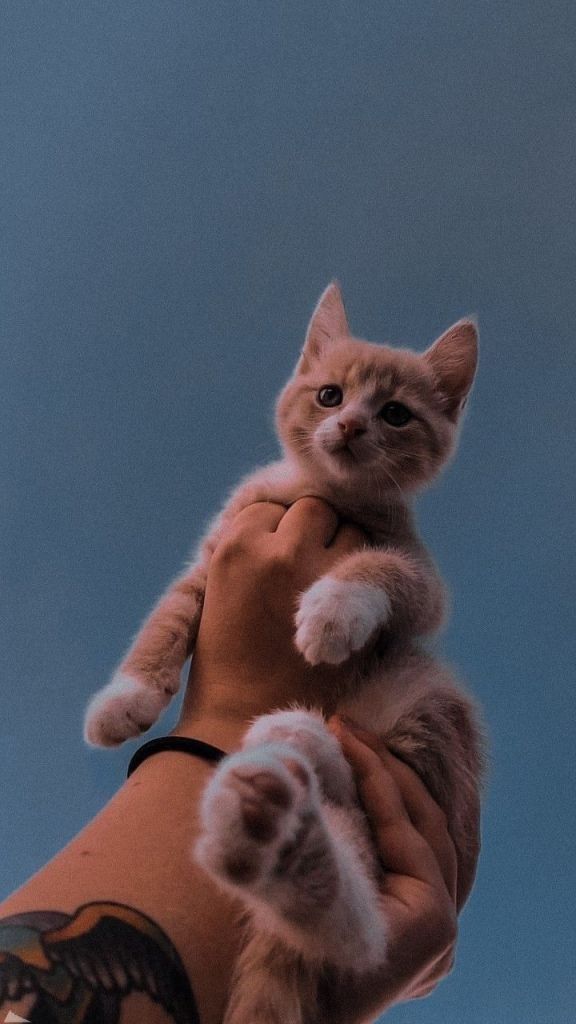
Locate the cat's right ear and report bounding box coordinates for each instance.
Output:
[424,318,479,421]
[297,282,350,373]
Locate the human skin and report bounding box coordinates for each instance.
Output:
[0,498,477,1023]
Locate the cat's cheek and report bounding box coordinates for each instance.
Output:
[295,577,391,666]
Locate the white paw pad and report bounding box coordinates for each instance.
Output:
[243,710,356,806]
[295,578,391,665]
[195,746,319,890]
[83,672,172,747]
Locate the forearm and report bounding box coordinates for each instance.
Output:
[0,750,242,1024]
[1,500,469,1024]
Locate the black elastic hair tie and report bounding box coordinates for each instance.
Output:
[127,736,227,778]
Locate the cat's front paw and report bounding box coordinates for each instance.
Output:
[295,577,391,665]
[83,672,172,747]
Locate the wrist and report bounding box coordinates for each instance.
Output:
[174,660,333,752]
[173,659,265,752]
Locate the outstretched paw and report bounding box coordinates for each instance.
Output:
[243,709,356,806]
[295,577,390,666]
[196,740,390,969]
[195,746,331,898]
[83,672,172,747]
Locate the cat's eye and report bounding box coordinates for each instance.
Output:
[317,385,343,408]
[380,401,413,427]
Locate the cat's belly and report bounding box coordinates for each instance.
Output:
[336,644,456,737]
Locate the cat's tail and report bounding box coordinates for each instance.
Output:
[223,927,316,1024]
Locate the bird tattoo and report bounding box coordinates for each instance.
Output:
[0,901,200,1023]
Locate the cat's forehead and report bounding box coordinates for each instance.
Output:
[315,337,435,397]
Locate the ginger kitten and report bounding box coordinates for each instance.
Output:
[85,284,485,1024]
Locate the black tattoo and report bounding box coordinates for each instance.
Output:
[0,901,200,1023]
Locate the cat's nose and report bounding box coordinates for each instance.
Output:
[338,418,367,439]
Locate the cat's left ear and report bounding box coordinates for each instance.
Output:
[297,282,350,373]
[424,318,479,420]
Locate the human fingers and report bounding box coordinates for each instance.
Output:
[382,745,478,913]
[336,719,480,911]
[385,756,458,905]
[327,521,370,558]
[332,720,457,903]
[317,720,459,1019]
[406,949,455,1000]
[225,501,288,539]
[329,719,452,898]
[327,716,467,1003]
[274,497,339,548]
[453,792,481,912]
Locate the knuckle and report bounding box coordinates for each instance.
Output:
[412,982,437,1000]
[423,802,449,835]
[436,805,449,830]
[421,898,458,953]
[213,531,247,566]
[298,495,331,514]
[266,541,293,568]
[436,907,458,950]
[295,495,335,524]
[444,952,457,978]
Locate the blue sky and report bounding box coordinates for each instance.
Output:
[1,2,575,1021]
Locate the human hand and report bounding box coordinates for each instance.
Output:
[323,716,479,1021]
[179,498,368,730]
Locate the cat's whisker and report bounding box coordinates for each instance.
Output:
[375,458,404,501]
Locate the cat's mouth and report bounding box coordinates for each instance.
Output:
[333,444,357,461]
[323,440,364,465]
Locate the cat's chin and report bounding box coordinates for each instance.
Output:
[290,445,400,498]
[319,445,371,478]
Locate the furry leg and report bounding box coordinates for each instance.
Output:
[383,685,485,886]
[222,931,318,1024]
[84,566,206,746]
[241,708,357,806]
[195,741,387,970]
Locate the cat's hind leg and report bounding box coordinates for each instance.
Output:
[195,740,387,970]
[241,708,358,806]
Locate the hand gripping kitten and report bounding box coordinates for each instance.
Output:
[84,284,485,1024]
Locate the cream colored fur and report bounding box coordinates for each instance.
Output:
[84,283,485,1024]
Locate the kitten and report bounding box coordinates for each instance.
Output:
[84,283,485,1024]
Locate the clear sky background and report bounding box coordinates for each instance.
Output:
[1,2,575,1022]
